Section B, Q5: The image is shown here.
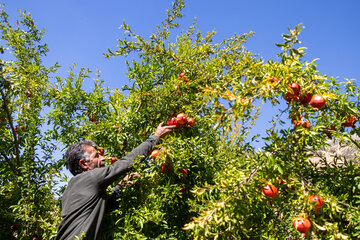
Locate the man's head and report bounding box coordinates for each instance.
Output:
[65,140,106,176]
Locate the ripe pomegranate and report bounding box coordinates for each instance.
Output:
[113,125,121,133]
[293,217,311,237]
[310,94,326,110]
[342,114,357,128]
[151,149,161,161]
[299,93,312,105]
[309,195,324,213]
[98,148,105,156]
[178,72,185,79]
[261,183,278,198]
[110,157,117,164]
[285,91,299,103]
[186,117,195,127]
[176,113,187,125]
[167,117,180,128]
[323,125,336,139]
[89,114,96,122]
[161,161,172,173]
[179,168,187,175]
[179,185,186,194]
[291,114,302,124]
[294,120,311,129]
[25,90,33,98]
[179,168,188,179]
[270,77,279,84]
[288,83,301,95]
[178,72,189,83]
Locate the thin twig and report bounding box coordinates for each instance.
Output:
[337,201,359,211]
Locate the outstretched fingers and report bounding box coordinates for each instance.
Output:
[154,122,177,139]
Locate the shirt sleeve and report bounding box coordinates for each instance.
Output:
[96,135,159,189]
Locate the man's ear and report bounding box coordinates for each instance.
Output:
[79,159,89,171]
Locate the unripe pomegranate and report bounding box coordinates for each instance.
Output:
[310,94,326,110]
[293,217,311,238]
[261,183,278,198]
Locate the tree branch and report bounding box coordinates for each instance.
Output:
[0,85,21,166]
[1,152,19,175]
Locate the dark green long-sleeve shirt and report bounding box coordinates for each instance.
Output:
[55,135,159,240]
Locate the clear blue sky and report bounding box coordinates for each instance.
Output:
[3,1,360,152]
[4,1,359,88]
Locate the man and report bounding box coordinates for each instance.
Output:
[55,122,175,240]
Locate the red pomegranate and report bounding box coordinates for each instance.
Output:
[310,94,326,110]
[293,217,311,237]
[261,183,278,198]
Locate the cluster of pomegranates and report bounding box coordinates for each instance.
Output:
[174,72,190,92]
[284,82,327,130]
[285,82,326,110]
[261,182,324,237]
[178,72,189,84]
[167,113,195,128]
[285,82,358,132]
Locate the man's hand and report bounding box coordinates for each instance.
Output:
[154,122,177,139]
[118,172,140,187]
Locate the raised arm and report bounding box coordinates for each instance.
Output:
[97,123,176,188]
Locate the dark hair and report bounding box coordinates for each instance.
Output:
[65,140,97,176]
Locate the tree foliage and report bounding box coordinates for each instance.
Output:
[1,1,359,239]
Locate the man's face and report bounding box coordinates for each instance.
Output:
[82,145,106,170]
